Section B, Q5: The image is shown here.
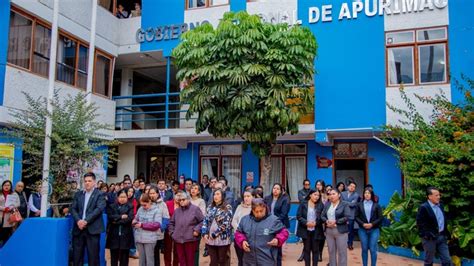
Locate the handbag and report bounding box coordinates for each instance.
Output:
[8,208,23,224]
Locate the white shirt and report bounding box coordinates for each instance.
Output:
[328,202,339,221]
[82,190,93,220]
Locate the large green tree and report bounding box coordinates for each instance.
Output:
[173,11,316,185]
[383,77,474,259]
[3,91,118,216]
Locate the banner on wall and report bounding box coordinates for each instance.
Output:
[0,144,15,184]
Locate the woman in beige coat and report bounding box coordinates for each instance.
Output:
[0,180,20,246]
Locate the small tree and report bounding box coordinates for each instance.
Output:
[3,91,118,216]
[173,11,316,186]
[384,77,474,259]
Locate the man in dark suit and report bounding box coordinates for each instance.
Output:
[416,187,452,266]
[70,172,106,266]
[341,181,360,250]
[157,179,173,201]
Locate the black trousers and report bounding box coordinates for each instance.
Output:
[319,237,325,259]
[207,244,230,266]
[154,239,163,266]
[234,241,244,266]
[0,226,13,246]
[72,230,100,266]
[303,231,321,266]
[110,249,129,266]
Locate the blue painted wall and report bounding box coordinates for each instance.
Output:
[0,1,10,106]
[141,0,185,56]
[298,0,386,131]
[178,142,199,181]
[0,218,70,266]
[0,134,23,185]
[367,139,401,206]
[241,146,259,188]
[230,0,246,12]
[448,0,474,104]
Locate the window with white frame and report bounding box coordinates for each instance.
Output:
[262,143,307,202]
[200,144,242,196]
[386,27,448,86]
[187,0,229,9]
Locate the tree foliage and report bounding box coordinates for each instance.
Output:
[172,11,316,158]
[383,77,474,258]
[2,91,118,215]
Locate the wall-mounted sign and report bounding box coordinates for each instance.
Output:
[316,156,333,168]
[0,144,14,184]
[136,21,210,43]
[246,171,254,183]
[308,0,448,24]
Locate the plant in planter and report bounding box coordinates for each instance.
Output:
[2,91,119,217]
[382,76,474,260]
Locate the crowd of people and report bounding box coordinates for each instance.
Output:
[0,172,452,266]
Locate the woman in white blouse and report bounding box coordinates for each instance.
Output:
[190,184,206,216]
[321,188,351,266]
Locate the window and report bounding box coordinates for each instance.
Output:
[200,144,242,196]
[263,143,307,202]
[32,24,51,76]
[386,27,448,86]
[7,9,114,97]
[187,0,228,9]
[7,11,32,69]
[94,53,112,97]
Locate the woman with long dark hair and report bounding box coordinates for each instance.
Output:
[264,183,290,266]
[356,188,383,266]
[202,189,233,266]
[314,179,327,261]
[297,190,325,266]
[322,189,351,266]
[0,180,20,245]
[106,189,134,266]
[232,189,254,266]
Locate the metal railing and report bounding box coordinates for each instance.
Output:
[113,92,191,130]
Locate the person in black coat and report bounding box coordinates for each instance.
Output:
[416,187,452,266]
[297,189,325,266]
[264,183,290,266]
[355,188,383,266]
[321,189,351,266]
[106,189,134,266]
[70,173,106,266]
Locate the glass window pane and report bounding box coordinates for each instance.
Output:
[210,0,228,5]
[32,24,51,76]
[351,143,367,158]
[417,28,446,41]
[222,157,241,196]
[387,47,414,85]
[150,156,164,184]
[221,145,242,155]
[419,44,446,84]
[98,0,114,12]
[334,143,351,158]
[164,157,178,183]
[283,144,306,154]
[285,157,306,202]
[57,35,77,85]
[271,144,282,155]
[386,31,414,45]
[77,45,88,89]
[188,0,205,8]
[7,11,32,69]
[200,145,220,155]
[264,157,282,194]
[94,54,111,96]
[201,158,219,179]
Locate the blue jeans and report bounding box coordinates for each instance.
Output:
[422,234,452,266]
[358,228,380,266]
[347,219,355,246]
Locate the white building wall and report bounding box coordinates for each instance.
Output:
[115,143,137,183]
[384,2,450,126]
[2,66,116,132]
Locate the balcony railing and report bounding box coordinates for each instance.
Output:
[113,92,194,130]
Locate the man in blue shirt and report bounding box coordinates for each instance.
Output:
[416,187,452,266]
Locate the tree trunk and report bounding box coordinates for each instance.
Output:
[260,154,272,193]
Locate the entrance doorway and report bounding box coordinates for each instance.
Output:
[136,146,178,184]
[333,143,368,196]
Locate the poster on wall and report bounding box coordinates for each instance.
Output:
[0,144,15,185]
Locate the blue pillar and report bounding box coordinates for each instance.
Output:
[165,56,171,128]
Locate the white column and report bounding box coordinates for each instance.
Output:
[117,68,133,130]
[40,0,59,218]
[86,0,98,104]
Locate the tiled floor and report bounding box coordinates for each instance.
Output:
[110,241,423,265]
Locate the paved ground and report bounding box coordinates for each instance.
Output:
[108,241,423,265]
